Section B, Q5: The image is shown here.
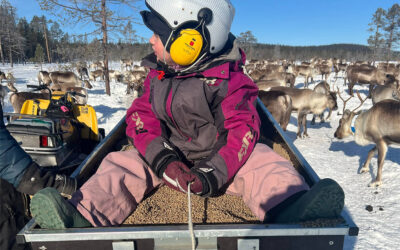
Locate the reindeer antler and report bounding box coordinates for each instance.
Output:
[351,91,368,113]
[336,87,352,115]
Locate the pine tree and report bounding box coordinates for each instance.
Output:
[367,8,386,64]
[34,43,45,69]
[384,3,400,61]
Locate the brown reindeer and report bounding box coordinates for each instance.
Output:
[50,84,88,105]
[0,83,9,107]
[0,71,7,83]
[371,75,400,104]
[89,70,104,81]
[334,92,400,187]
[7,82,50,113]
[49,71,83,87]
[122,70,147,96]
[258,90,292,131]
[38,71,52,85]
[256,79,286,90]
[78,67,89,80]
[292,65,319,88]
[311,81,338,124]
[120,59,133,71]
[269,86,338,138]
[346,65,387,96]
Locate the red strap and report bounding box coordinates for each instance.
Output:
[157,70,165,80]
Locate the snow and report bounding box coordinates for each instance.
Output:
[1,62,399,250]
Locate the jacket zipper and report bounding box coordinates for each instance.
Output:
[165,80,190,140]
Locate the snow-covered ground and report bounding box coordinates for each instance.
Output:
[1,62,399,250]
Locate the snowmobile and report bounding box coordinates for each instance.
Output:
[4,84,105,172]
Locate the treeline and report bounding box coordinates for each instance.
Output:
[239,43,395,62]
[0,0,152,66]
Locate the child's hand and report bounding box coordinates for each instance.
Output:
[162,161,203,194]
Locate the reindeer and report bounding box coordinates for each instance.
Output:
[78,67,89,80]
[7,82,50,113]
[256,79,286,90]
[50,84,88,105]
[315,63,333,80]
[258,90,292,131]
[292,65,319,88]
[334,92,400,187]
[310,81,338,125]
[369,74,400,105]
[89,70,104,81]
[5,72,15,82]
[49,71,83,87]
[257,71,295,87]
[346,65,387,96]
[38,71,52,85]
[269,86,338,138]
[248,68,272,82]
[121,59,133,71]
[89,61,103,70]
[109,70,123,82]
[122,70,146,96]
[0,71,6,83]
[0,83,9,107]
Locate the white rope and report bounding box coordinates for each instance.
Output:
[187,182,196,250]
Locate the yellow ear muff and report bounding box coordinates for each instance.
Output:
[170,29,203,66]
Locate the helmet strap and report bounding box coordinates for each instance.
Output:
[163,31,174,65]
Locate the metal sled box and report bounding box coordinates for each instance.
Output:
[17,99,358,250]
[6,117,75,167]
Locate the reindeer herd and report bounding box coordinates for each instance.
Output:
[250,58,400,187]
[1,57,399,187]
[0,59,148,114]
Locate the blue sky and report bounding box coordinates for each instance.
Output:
[11,0,400,46]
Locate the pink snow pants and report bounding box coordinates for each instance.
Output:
[69,143,309,226]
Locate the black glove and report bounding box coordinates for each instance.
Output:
[17,163,77,198]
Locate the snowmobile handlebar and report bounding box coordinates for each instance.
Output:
[27,84,52,100]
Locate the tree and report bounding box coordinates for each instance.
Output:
[236,31,258,59]
[237,30,258,44]
[33,43,45,69]
[367,8,386,64]
[0,0,25,67]
[38,0,141,96]
[273,45,281,60]
[384,3,400,61]
[122,21,138,44]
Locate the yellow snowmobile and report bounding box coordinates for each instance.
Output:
[5,84,105,170]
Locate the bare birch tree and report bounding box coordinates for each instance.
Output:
[37,0,140,95]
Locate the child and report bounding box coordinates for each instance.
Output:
[30,0,344,229]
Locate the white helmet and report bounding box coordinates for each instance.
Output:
[145,0,235,55]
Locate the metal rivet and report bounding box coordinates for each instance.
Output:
[174,21,178,25]
[329,241,334,245]
[31,177,35,182]
[221,71,225,74]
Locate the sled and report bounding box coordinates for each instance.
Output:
[17,98,358,250]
